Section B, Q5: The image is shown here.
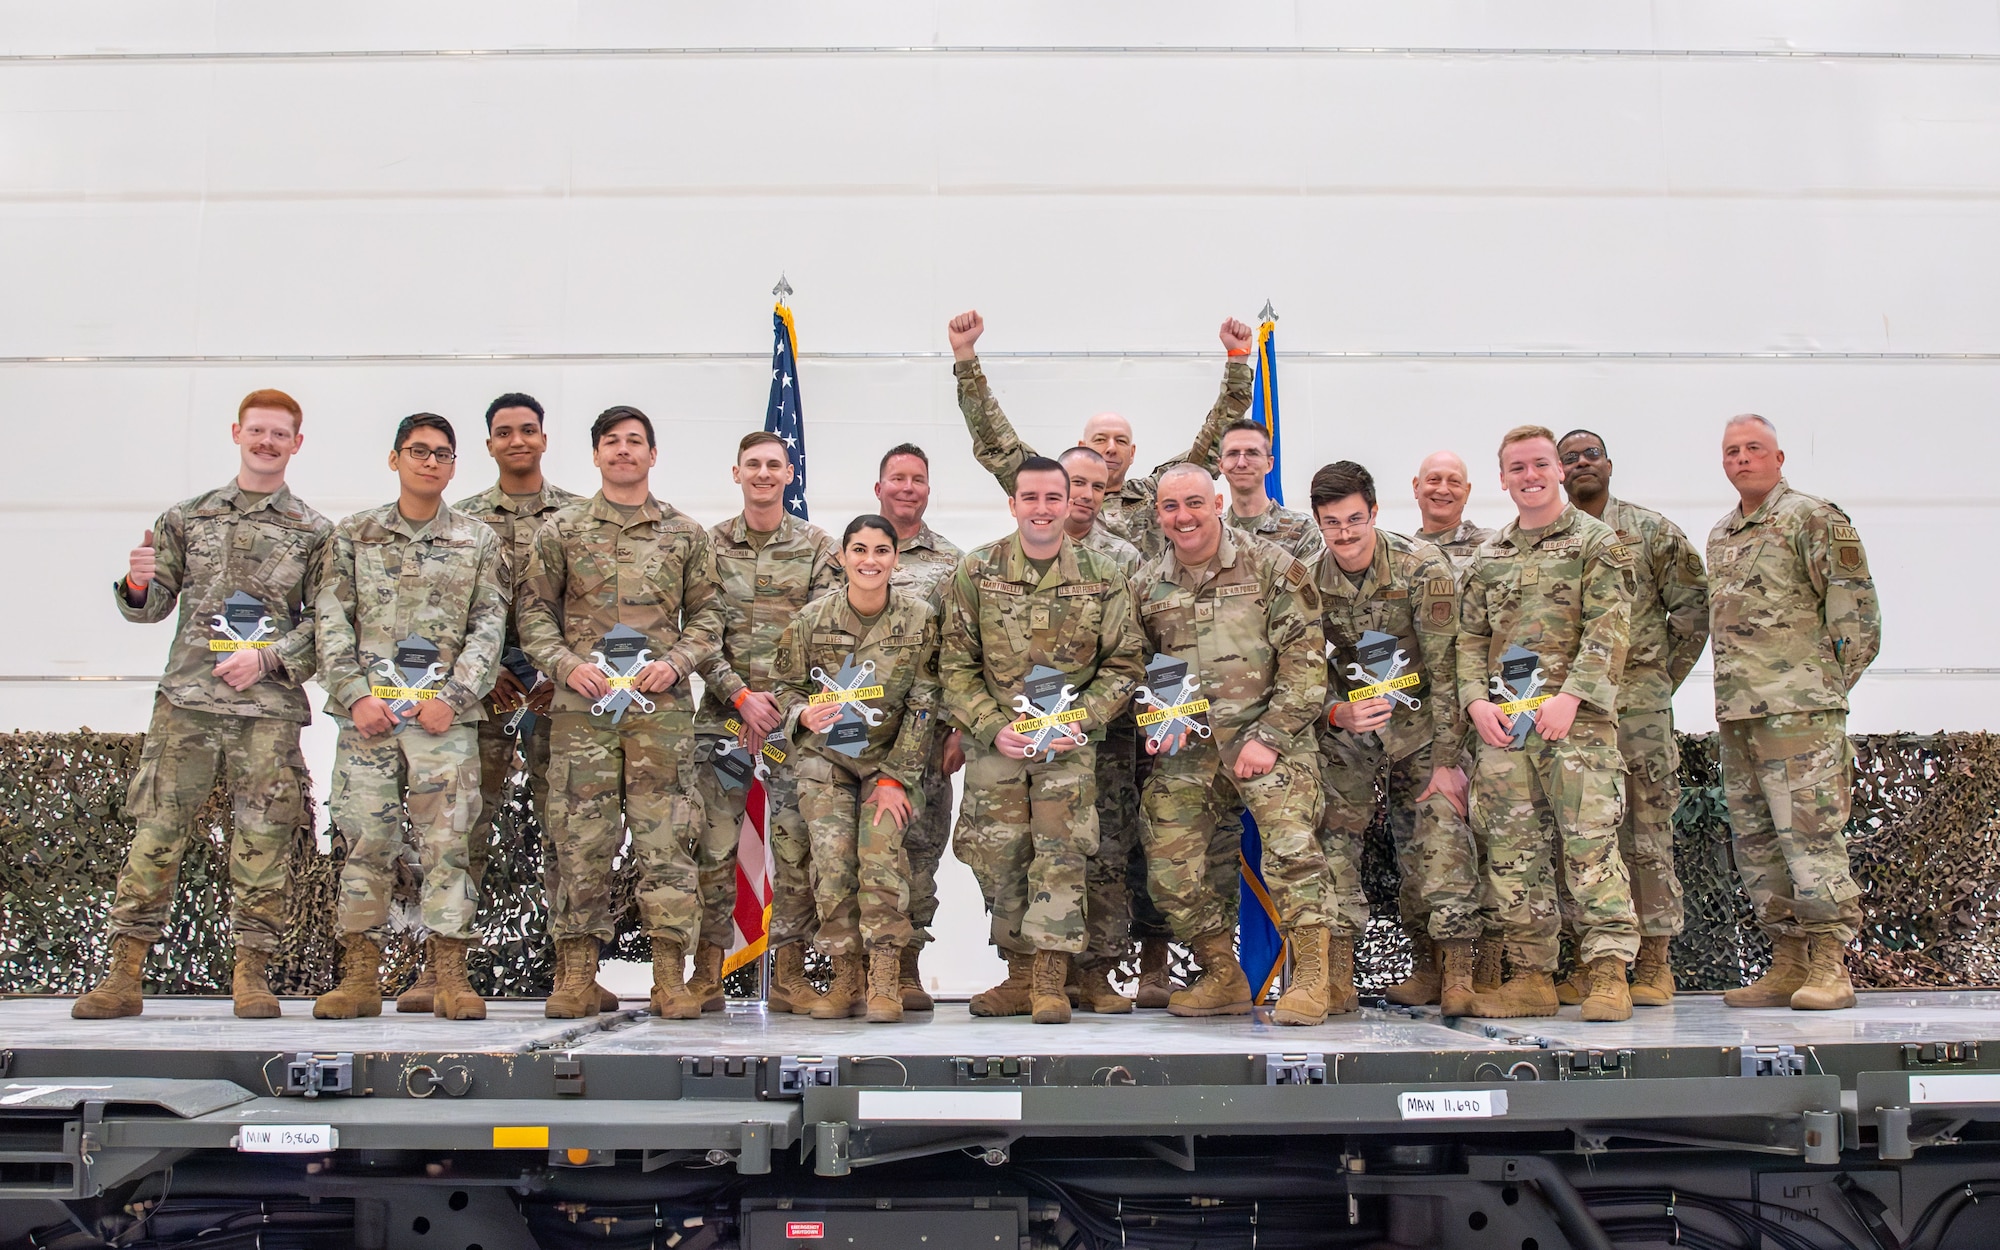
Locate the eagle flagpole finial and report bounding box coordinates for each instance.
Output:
[1257,299,1278,324]
[772,273,795,305]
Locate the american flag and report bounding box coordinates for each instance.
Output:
[767,304,807,519]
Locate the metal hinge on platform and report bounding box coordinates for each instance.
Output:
[1553,1049,1635,1080]
[284,1052,359,1098]
[954,1056,1034,1085]
[1265,1053,1328,1085]
[1741,1045,1807,1077]
[553,1056,584,1096]
[777,1056,839,1096]
[1902,1041,1981,1068]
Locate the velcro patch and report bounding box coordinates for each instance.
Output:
[1283,559,1310,588]
[1381,588,1408,600]
[979,578,1024,596]
[1830,524,1858,542]
[1215,583,1261,598]
[1057,582,1108,596]
[1426,578,1456,598]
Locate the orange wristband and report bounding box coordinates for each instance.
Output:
[1226,347,1252,357]
[874,778,905,791]
[732,687,751,708]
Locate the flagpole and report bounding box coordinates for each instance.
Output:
[759,272,799,1008]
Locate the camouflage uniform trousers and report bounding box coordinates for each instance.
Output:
[544,711,701,948]
[690,744,815,951]
[1470,716,1640,971]
[795,756,916,954]
[901,728,957,950]
[1317,729,1482,942]
[1559,711,1684,940]
[1123,744,1174,943]
[1717,709,1864,943]
[1083,719,1142,965]
[109,694,307,953]
[953,738,1098,955]
[1141,745,1330,942]
[330,721,481,942]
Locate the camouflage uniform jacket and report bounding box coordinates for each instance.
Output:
[953,354,1253,560]
[1133,529,1326,758]
[316,502,507,723]
[1078,520,1142,577]
[940,534,1148,747]
[515,491,726,717]
[1599,495,1709,714]
[694,512,843,735]
[453,480,581,658]
[1455,505,1636,720]
[1317,529,1462,770]
[1228,501,1326,564]
[119,480,332,724]
[1707,478,1880,723]
[1416,518,1495,581]
[773,588,941,793]
[888,522,962,610]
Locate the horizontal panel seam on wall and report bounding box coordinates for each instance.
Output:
[12,188,2000,204]
[6,351,2000,364]
[7,46,2000,64]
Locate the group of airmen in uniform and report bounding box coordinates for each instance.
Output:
[71,310,1883,1027]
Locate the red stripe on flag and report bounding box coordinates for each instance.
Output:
[723,776,773,976]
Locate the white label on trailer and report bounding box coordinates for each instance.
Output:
[1398,1090,1509,1120]
[855,1090,1023,1122]
[1909,1074,2000,1105]
[236,1125,337,1153]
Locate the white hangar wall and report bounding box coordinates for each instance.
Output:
[2,2,1996,987]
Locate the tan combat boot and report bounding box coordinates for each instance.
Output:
[1630,935,1676,1006]
[1554,962,1586,1007]
[1463,969,1560,1019]
[312,938,384,1019]
[1722,933,1811,1008]
[1273,926,1337,1026]
[768,941,823,1015]
[865,945,903,1024]
[898,945,935,1012]
[968,951,1035,1018]
[395,961,436,1014]
[232,946,282,1019]
[1383,932,1440,1007]
[650,938,702,1020]
[1578,955,1634,1022]
[687,940,727,1014]
[544,936,602,1019]
[1790,935,1857,1011]
[1030,949,1072,1025]
[596,980,622,1012]
[1437,939,1477,1016]
[73,934,149,1020]
[1472,933,1504,993]
[1135,937,1174,1009]
[430,936,487,1021]
[1169,930,1253,1017]
[1074,960,1134,1014]
[810,952,865,1020]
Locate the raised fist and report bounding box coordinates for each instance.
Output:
[1219,318,1255,355]
[948,310,985,361]
[128,528,157,589]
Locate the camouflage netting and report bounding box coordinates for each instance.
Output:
[4,729,1996,997]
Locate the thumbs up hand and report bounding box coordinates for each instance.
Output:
[128,529,157,589]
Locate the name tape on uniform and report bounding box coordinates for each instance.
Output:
[237,1125,336,1153]
[808,685,885,705]
[1496,694,1552,716]
[1347,673,1422,702]
[209,639,274,651]
[369,685,439,701]
[1397,1089,1508,1120]
[1134,698,1210,727]
[1012,707,1089,734]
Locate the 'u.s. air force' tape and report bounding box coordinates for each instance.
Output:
[370,685,440,701]
[1347,673,1422,702]
[209,639,274,652]
[1012,707,1089,734]
[1134,698,1211,727]
[724,716,788,765]
[808,685,885,705]
[1497,693,1552,716]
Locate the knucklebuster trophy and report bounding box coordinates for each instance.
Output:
[1134,653,1211,753]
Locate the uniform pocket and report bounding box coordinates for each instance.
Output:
[1553,742,1626,837]
[1783,733,1851,839]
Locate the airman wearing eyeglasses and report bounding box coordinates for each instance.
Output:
[1219,420,1324,562]
[1555,430,1709,1010]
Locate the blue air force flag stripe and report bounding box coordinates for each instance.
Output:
[767,304,808,520]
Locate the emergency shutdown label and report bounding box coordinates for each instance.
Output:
[1397,1090,1508,1120]
[236,1125,337,1152]
[784,1222,825,1239]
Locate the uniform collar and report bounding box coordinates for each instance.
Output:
[211,479,295,517]
[724,511,795,546]
[1165,525,1240,587]
[482,481,563,515]
[997,531,1084,589]
[1416,517,1475,544]
[379,501,458,542]
[1501,503,1580,551]
[1317,529,1386,600]
[829,589,904,643]
[1230,502,1279,532]
[588,491,664,527]
[899,523,943,554]
[1729,478,1793,532]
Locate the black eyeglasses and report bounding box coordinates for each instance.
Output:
[1559,447,1605,466]
[398,445,456,464]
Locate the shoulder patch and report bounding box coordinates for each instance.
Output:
[1603,543,1636,569]
[1282,558,1310,589]
[1425,578,1456,598]
[1830,523,1858,543]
